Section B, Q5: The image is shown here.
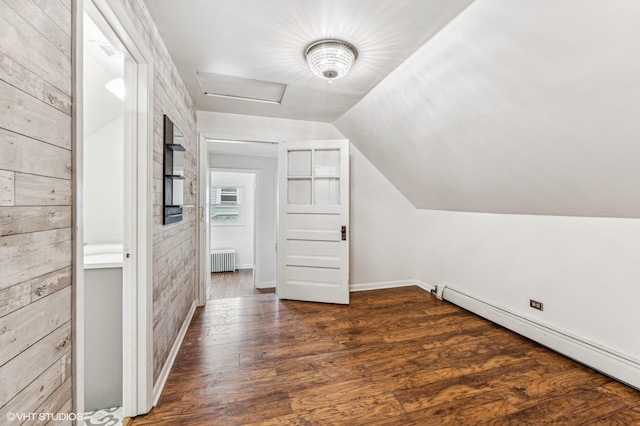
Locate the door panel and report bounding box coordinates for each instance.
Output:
[278,140,349,304]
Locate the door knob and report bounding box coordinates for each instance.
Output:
[341,226,347,241]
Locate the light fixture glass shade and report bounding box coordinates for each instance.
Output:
[105,77,125,100]
[305,40,357,80]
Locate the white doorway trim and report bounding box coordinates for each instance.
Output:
[198,134,281,303]
[196,133,210,306]
[210,168,260,287]
[73,0,154,420]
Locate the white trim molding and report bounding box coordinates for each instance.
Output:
[439,285,640,391]
[350,280,435,293]
[236,263,255,270]
[256,281,276,289]
[349,280,640,390]
[153,301,197,406]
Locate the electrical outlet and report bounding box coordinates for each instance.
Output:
[530,299,544,311]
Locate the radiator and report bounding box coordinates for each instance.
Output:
[211,249,236,273]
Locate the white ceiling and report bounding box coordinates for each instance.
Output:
[143,0,474,122]
[146,0,640,218]
[335,0,640,218]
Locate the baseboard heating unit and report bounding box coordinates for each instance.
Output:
[211,249,236,273]
[434,284,640,391]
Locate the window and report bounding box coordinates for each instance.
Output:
[211,185,244,225]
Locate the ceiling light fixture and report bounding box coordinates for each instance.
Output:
[304,39,358,81]
[105,78,125,100]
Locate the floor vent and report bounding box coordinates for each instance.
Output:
[211,249,236,273]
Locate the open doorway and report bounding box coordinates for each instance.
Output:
[206,140,278,300]
[75,0,153,421]
[82,8,127,418]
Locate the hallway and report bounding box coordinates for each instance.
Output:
[208,269,275,300]
[129,287,640,425]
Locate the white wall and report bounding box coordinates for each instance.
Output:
[210,172,255,268]
[415,210,640,361]
[199,111,415,285]
[335,0,640,218]
[84,115,124,244]
[198,111,344,142]
[209,154,277,287]
[350,145,415,285]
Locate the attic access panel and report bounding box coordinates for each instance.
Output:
[196,71,287,104]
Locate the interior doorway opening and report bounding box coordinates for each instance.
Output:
[82,8,127,417]
[205,139,279,300]
[75,0,154,419]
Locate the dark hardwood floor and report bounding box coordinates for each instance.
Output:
[131,286,640,425]
[209,269,275,300]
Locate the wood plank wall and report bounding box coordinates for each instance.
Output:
[0,0,198,417]
[112,0,198,384]
[0,0,74,422]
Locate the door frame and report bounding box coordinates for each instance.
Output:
[209,168,260,285]
[197,134,281,302]
[73,0,154,419]
[196,133,210,305]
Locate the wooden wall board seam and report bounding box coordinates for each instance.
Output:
[0,51,46,101]
[0,349,70,420]
[3,0,72,59]
[0,80,72,149]
[0,286,72,366]
[0,321,71,408]
[30,0,71,36]
[0,1,71,95]
[0,206,72,237]
[0,227,72,290]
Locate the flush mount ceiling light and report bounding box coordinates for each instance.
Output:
[105,77,125,100]
[304,39,358,81]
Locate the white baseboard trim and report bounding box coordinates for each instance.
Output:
[350,279,435,293]
[152,300,197,406]
[256,281,275,289]
[236,264,253,270]
[441,285,640,391]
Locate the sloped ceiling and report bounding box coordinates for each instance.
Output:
[143,0,474,122]
[335,0,640,218]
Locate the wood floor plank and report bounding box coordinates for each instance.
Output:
[130,286,640,425]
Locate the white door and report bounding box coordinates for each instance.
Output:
[278,140,350,304]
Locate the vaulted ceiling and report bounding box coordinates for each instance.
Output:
[335,0,640,218]
[144,0,473,122]
[146,0,640,218]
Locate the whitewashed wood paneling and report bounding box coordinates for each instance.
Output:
[0,282,30,318]
[0,323,71,408]
[0,52,45,99]
[0,206,71,236]
[0,286,71,367]
[3,0,71,58]
[114,0,199,385]
[0,80,71,149]
[0,170,14,206]
[0,228,71,290]
[0,351,71,422]
[0,0,73,418]
[30,266,72,301]
[14,173,71,206]
[31,0,71,36]
[0,1,71,94]
[0,129,72,179]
